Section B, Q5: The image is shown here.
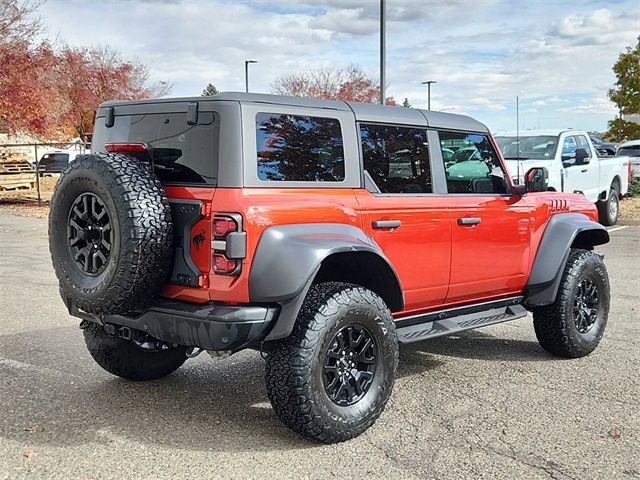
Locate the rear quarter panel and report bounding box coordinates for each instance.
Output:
[202,187,362,304]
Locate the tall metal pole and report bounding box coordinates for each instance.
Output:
[245,62,249,93]
[245,60,257,93]
[379,0,386,105]
[422,81,437,110]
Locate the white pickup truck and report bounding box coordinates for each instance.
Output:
[495,129,631,225]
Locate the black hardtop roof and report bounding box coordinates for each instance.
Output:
[100,91,488,133]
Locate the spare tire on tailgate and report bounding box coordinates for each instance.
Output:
[49,152,173,315]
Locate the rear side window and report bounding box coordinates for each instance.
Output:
[93,111,219,185]
[360,124,432,193]
[256,113,345,182]
[439,131,507,194]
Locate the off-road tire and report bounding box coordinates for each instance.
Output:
[265,282,398,443]
[49,153,173,315]
[597,185,619,226]
[83,322,188,381]
[533,249,609,358]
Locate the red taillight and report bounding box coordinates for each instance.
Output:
[105,142,147,153]
[212,254,238,275]
[211,214,243,276]
[212,216,238,237]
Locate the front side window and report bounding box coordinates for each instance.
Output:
[562,136,578,156]
[360,124,432,193]
[439,131,507,194]
[576,135,592,158]
[256,113,345,182]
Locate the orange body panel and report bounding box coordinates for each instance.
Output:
[160,184,600,316]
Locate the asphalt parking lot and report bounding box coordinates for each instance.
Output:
[1,210,639,480]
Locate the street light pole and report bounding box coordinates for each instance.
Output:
[379,0,386,105]
[245,60,257,93]
[422,80,437,110]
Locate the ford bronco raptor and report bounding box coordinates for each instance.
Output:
[49,93,610,443]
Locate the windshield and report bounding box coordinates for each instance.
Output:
[617,146,640,157]
[495,135,558,160]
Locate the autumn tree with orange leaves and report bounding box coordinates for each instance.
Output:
[0,0,170,141]
[272,65,396,105]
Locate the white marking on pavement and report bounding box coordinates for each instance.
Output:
[0,356,68,377]
[607,226,629,233]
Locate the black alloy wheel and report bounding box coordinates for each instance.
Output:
[573,278,599,334]
[322,324,377,406]
[67,192,113,276]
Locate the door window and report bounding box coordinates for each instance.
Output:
[575,135,592,158]
[562,136,578,156]
[438,131,507,194]
[360,124,432,193]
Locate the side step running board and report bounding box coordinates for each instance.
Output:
[396,303,528,344]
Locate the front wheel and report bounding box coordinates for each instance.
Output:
[533,249,609,358]
[265,282,398,443]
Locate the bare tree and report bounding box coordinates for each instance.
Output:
[273,65,395,104]
[0,0,44,46]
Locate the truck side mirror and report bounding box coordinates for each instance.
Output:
[525,167,548,192]
[574,148,590,165]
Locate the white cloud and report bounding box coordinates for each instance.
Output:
[557,96,617,115]
[33,0,640,131]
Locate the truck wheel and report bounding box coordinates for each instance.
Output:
[265,282,398,443]
[533,249,609,358]
[597,186,619,226]
[49,153,173,315]
[83,322,188,381]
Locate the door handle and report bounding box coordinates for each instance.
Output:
[372,220,401,229]
[457,217,481,226]
[580,169,588,173]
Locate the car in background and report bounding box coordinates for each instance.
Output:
[495,129,630,225]
[616,139,640,178]
[589,135,617,156]
[37,150,84,174]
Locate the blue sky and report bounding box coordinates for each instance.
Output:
[37,0,640,132]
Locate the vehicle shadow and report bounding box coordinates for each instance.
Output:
[405,329,554,363]
[0,324,550,454]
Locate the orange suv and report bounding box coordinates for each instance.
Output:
[49,93,611,443]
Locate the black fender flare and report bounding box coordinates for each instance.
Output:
[525,213,609,307]
[249,223,403,340]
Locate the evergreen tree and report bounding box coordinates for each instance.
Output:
[202,83,219,96]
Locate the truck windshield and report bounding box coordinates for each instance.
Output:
[617,145,640,157]
[495,135,558,160]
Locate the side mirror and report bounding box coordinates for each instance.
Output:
[575,148,590,165]
[525,167,548,192]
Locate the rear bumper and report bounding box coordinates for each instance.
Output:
[69,298,279,351]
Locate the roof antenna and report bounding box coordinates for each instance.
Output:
[516,96,520,184]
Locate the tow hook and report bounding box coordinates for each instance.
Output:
[185,347,233,359]
[186,347,204,358]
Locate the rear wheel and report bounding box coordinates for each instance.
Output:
[533,249,609,358]
[597,185,619,226]
[83,322,188,381]
[265,282,398,443]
